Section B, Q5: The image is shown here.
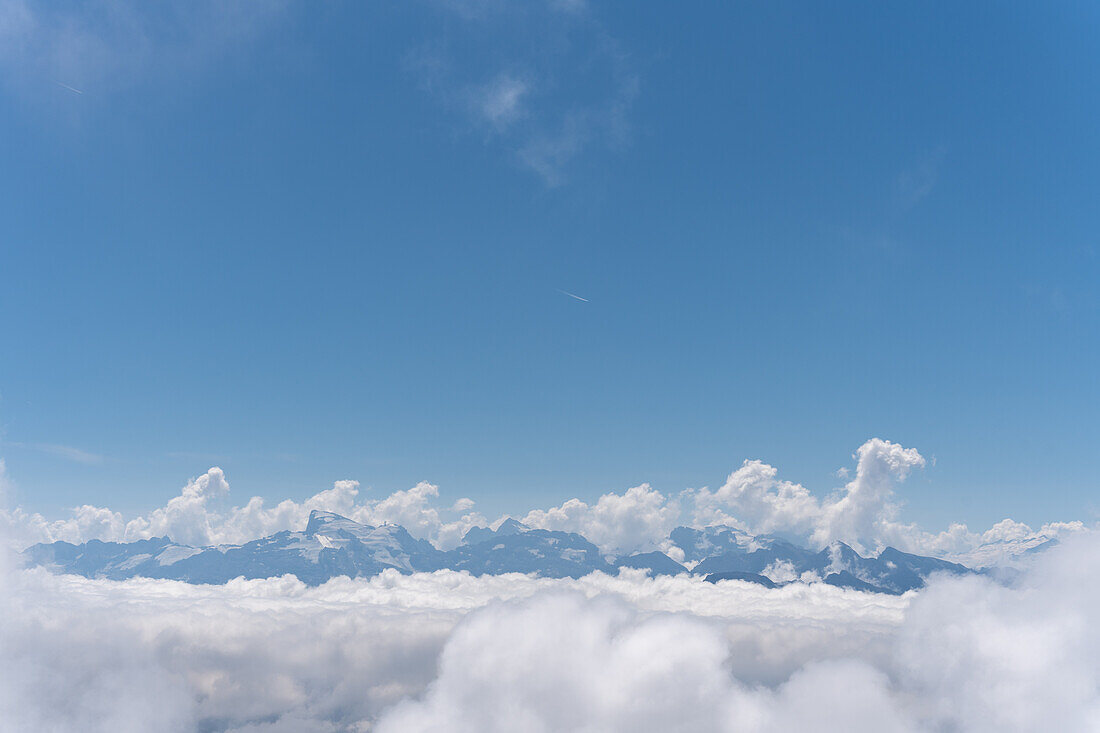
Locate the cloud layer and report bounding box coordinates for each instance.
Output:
[2,443,1098,731]
[0,561,906,732]
[2,531,1100,731]
[2,439,1085,568]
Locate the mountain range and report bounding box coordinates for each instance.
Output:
[23,510,975,594]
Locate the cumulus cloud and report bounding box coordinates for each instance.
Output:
[1,467,488,554]
[680,439,1084,563]
[811,439,926,552]
[690,438,929,555]
[2,438,1088,568]
[123,466,232,546]
[376,591,914,733]
[892,532,1100,731]
[520,483,681,556]
[692,458,820,538]
[376,592,748,732]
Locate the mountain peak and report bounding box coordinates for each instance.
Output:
[305,510,366,536]
[461,517,531,546]
[496,518,529,535]
[23,515,978,592]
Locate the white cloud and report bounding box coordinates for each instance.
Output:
[342,480,489,551]
[0,0,288,97]
[692,458,820,539]
[409,0,638,185]
[450,497,476,513]
[520,483,681,556]
[4,534,1100,731]
[892,532,1100,731]
[123,466,231,546]
[689,438,931,555]
[761,559,799,584]
[2,438,1089,569]
[2,440,1099,731]
[0,435,1086,567]
[473,74,528,129]
[6,441,104,464]
[894,146,946,210]
[1,501,127,549]
[811,438,926,552]
[375,592,751,732]
[0,468,488,553]
[0,559,906,732]
[548,0,588,13]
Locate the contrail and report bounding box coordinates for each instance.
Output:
[56,81,84,95]
[557,289,589,302]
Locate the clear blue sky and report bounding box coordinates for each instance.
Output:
[1,1,1097,531]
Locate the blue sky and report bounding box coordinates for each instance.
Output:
[1,0,1098,532]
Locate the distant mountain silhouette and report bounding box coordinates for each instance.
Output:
[703,571,776,588]
[615,551,688,576]
[23,511,975,594]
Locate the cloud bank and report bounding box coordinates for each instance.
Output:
[2,439,1085,568]
[2,443,1098,731]
[2,530,1100,731]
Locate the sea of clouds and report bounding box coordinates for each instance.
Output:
[2,440,1097,731]
[2,533,1100,732]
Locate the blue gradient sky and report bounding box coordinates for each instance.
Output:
[1,1,1098,530]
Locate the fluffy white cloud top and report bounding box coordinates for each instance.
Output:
[519,483,682,557]
[1,438,1086,565]
[2,470,486,552]
[692,438,931,555]
[2,531,1100,731]
[375,590,915,733]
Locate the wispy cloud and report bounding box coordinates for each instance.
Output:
[548,0,588,14]
[894,146,947,211]
[408,1,639,186]
[835,146,948,255]
[166,450,231,463]
[0,0,289,98]
[474,73,529,130]
[165,449,300,464]
[9,442,104,465]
